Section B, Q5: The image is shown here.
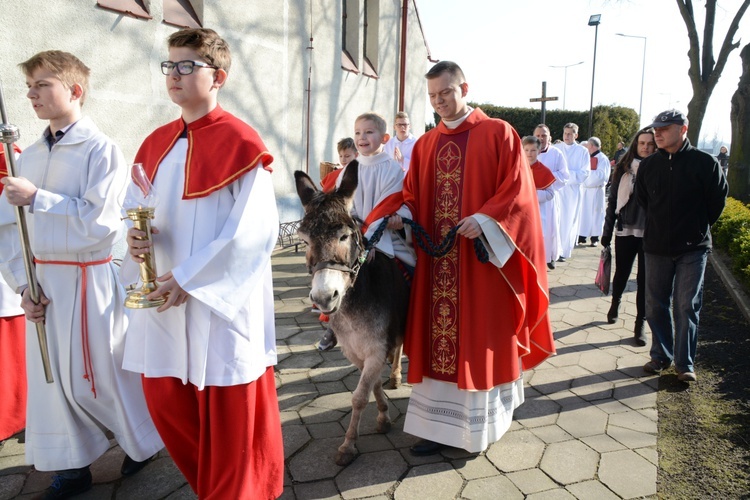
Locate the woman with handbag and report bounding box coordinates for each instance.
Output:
[600,128,656,346]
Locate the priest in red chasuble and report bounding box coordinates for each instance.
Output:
[398,61,555,456]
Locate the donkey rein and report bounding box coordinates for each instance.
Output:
[365,217,489,264]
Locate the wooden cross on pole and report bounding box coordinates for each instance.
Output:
[529,81,558,124]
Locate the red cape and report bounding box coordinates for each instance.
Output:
[320,168,342,193]
[531,160,556,189]
[0,145,22,194]
[134,106,273,199]
[403,108,554,391]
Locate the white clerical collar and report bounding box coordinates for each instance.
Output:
[443,107,474,129]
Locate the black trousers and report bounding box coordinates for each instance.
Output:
[612,235,645,319]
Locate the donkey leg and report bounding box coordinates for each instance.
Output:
[372,375,392,434]
[335,356,383,466]
[386,343,403,389]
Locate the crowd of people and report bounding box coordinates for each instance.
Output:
[0,25,730,500]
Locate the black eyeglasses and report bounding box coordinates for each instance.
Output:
[160,60,217,76]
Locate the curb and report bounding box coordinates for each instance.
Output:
[709,251,750,325]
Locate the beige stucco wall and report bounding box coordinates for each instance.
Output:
[0,0,428,222]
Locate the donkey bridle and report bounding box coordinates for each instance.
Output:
[308,219,367,282]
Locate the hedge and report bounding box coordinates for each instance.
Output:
[712,197,750,289]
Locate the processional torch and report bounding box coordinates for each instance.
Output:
[123,163,165,309]
[0,81,53,383]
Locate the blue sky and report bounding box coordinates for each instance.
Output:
[418,0,747,145]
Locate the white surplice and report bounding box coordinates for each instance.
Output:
[336,152,416,267]
[554,142,591,257]
[383,133,417,174]
[538,146,569,261]
[121,139,278,390]
[0,117,163,470]
[579,150,611,238]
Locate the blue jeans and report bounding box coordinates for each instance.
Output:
[644,249,708,373]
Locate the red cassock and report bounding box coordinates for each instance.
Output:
[403,109,555,391]
[0,144,27,441]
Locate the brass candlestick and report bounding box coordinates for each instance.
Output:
[124,207,165,309]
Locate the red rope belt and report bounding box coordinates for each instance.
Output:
[34,256,113,398]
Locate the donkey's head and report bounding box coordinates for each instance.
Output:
[294,162,363,314]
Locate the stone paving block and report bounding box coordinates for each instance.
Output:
[526,367,574,394]
[280,410,302,425]
[308,422,346,440]
[636,446,658,466]
[569,373,614,402]
[283,424,312,458]
[277,351,324,370]
[164,484,198,499]
[513,396,561,428]
[607,426,657,449]
[599,449,657,498]
[277,382,318,411]
[609,410,658,434]
[544,350,582,367]
[299,405,347,425]
[336,450,406,499]
[288,437,345,482]
[524,487,577,499]
[309,391,359,411]
[394,462,462,500]
[539,440,599,485]
[556,403,609,438]
[90,445,127,483]
[579,433,627,453]
[577,349,618,373]
[115,458,188,500]
[638,407,658,422]
[293,479,342,500]
[316,380,350,396]
[507,468,558,494]
[451,456,500,480]
[20,470,53,495]
[0,437,24,458]
[278,370,311,386]
[612,380,657,410]
[569,299,599,312]
[462,474,523,500]
[592,398,632,415]
[354,434,392,454]
[340,400,399,436]
[528,424,573,444]
[0,453,28,477]
[584,328,623,345]
[485,429,545,472]
[565,480,620,499]
[0,474,24,500]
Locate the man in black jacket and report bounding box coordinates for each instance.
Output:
[635,109,728,382]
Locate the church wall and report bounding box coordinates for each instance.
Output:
[0,1,428,222]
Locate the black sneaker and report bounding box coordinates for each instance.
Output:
[317,329,338,351]
[39,469,92,499]
[547,261,555,270]
[578,236,587,244]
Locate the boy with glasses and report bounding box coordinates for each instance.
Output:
[121,28,283,498]
[384,111,417,174]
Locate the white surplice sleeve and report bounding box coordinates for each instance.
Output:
[170,165,278,322]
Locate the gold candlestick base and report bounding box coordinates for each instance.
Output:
[124,207,166,309]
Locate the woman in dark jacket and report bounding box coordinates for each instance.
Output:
[600,128,655,346]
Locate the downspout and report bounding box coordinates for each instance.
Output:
[398,0,408,112]
[305,0,314,173]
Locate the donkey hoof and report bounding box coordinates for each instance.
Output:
[386,378,401,390]
[376,420,392,434]
[335,450,357,466]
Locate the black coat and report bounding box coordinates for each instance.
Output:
[635,138,728,256]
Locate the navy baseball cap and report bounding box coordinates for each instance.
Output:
[648,109,688,128]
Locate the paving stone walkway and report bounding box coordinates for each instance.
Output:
[0,242,658,499]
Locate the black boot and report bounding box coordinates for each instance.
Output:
[607,298,620,324]
[634,317,647,346]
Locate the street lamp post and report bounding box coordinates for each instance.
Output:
[616,33,647,126]
[587,14,601,137]
[549,61,584,110]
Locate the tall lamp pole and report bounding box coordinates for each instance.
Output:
[549,61,584,110]
[587,14,601,136]
[616,33,647,126]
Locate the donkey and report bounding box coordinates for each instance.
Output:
[294,163,409,466]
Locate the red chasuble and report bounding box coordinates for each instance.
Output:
[531,161,556,190]
[403,108,554,391]
[134,106,273,199]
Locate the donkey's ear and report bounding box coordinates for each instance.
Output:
[337,160,359,199]
[294,170,318,209]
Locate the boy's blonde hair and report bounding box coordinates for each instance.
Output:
[355,112,387,135]
[337,137,356,153]
[168,28,231,73]
[19,50,90,106]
